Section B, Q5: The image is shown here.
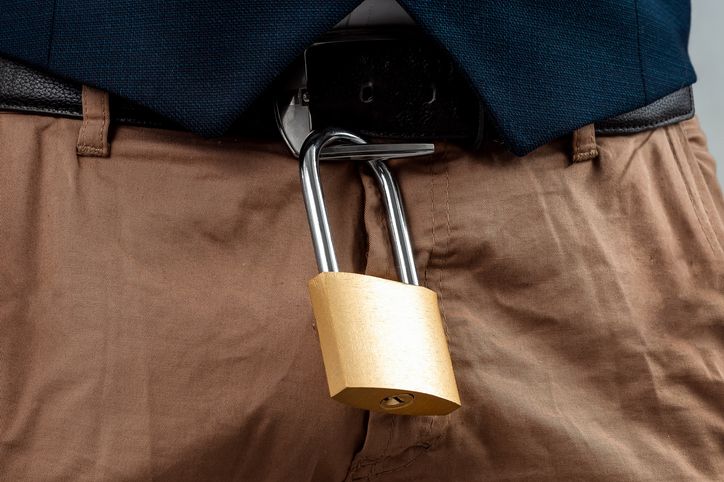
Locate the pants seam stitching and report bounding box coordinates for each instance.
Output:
[666,124,718,255]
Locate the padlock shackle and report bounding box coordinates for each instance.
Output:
[300,127,419,285]
[300,128,366,273]
[367,161,419,286]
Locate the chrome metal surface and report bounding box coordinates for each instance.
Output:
[274,87,434,163]
[274,89,311,158]
[300,129,366,273]
[367,159,419,285]
[300,127,420,285]
[273,54,311,157]
[280,47,425,283]
[320,143,434,161]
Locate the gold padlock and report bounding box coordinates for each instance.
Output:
[300,128,460,416]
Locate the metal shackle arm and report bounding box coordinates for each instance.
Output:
[367,160,419,286]
[299,127,420,286]
[300,128,366,273]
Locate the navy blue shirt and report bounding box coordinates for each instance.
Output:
[0,0,696,155]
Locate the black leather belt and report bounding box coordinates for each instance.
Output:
[0,30,695,148]
[0,54,281,139]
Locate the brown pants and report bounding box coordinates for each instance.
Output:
[1,105,723,481]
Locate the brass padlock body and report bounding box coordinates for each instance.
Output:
[309,271,460,416]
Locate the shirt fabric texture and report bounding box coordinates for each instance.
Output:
[0,0,697,155]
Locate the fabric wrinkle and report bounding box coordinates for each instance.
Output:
[2,110,724,480]
[665,125,721,257]
[0,0,719,478]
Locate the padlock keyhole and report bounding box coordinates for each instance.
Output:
[379,393,415,410]
[360,84,374,103]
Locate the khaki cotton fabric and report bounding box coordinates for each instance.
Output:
[76,85,111,158]
[1,112,723,481]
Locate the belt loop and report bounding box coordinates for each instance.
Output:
[571,124,598,163]
[76,85,111,157]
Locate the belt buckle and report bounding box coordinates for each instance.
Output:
[273,31,403,156]
[273,36,435,161]
[274,28,484,155]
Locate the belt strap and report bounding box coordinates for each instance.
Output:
[594,86,695,135]
[0,54,694,147]
[0,55,278,139]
